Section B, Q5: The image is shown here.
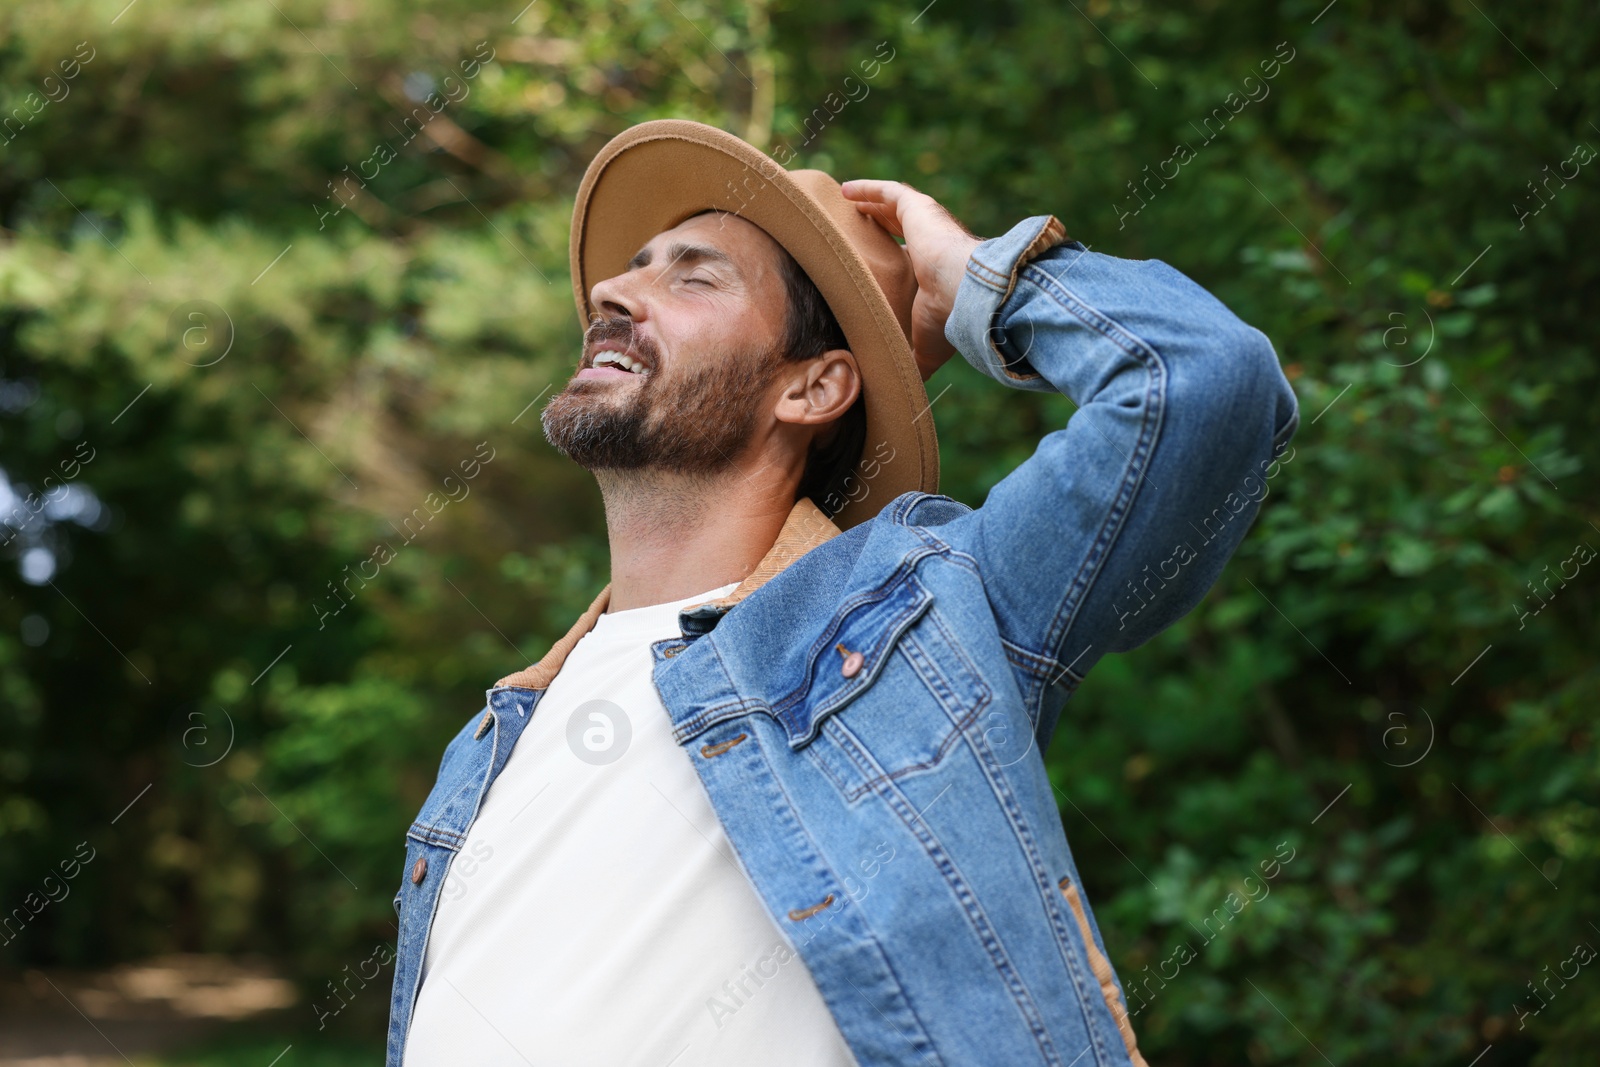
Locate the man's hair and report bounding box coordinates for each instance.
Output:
[773,246,867,517]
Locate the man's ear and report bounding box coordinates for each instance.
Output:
[773,349,860,430]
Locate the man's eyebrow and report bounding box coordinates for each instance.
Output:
[625,242,736,273]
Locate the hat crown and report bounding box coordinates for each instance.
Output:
[783,169,916,344]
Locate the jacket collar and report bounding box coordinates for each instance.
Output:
[492,496,841,690]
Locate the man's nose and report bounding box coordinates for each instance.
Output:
[589,271,644,323]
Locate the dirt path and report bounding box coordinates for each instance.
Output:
[0,955,297,1066]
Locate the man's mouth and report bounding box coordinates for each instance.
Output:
[589,350,649,374]
[577,336,654,381]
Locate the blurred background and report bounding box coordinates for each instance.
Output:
[0,0,1595,1064]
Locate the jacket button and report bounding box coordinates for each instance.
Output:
[411,857,428,884]
[841,651,864,678]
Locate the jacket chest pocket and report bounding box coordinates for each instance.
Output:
[780,573,991,803]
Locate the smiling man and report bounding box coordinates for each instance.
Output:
[388,120,1298,1067]
[539,211,868,539]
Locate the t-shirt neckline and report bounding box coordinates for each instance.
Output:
[588,581,740,640]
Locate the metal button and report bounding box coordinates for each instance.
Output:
[841,651,864,678]
[411,857,428,884]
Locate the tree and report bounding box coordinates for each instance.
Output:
[1,1,1595,1062]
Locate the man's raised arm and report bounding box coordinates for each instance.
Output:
[844,182,1300,720]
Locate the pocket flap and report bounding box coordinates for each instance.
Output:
[774,570,933,749]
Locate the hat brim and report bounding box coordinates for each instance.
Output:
[569,120,938,531]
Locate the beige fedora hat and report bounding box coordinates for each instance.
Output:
[569,119,939,530]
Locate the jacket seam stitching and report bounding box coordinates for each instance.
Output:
[968,215,1058,295]
[840,720,1066,1064]
[747,720,948,1064]
[967,257,1010,290]
[671,698,769,742]
[1000,637,1057,679]
[826,617,992,802]
[405,825,466,849]
[1009,263,1168,679]
[964,711,1119,1066]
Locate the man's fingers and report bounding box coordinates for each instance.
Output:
[848,198,904,238]
[841,179,921,237]
[840,179,915,204]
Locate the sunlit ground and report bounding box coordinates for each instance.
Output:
[0,956,379,1067]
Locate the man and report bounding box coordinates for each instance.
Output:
[388,120,1298,1066]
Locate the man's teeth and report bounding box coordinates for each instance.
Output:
[593,352,646,374]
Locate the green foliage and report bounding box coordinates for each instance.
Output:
[146,1029,379,1067]
[1,1,1595,1064]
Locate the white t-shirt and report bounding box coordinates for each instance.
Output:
[403,584,858,1067]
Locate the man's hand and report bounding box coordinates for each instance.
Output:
[841,180,980,382]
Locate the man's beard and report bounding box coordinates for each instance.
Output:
[541,317,781,475]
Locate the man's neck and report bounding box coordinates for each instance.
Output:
[595,468,797,612]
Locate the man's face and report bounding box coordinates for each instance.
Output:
[542,212,793,474]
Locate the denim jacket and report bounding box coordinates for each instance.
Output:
[387,216,1300,1066]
